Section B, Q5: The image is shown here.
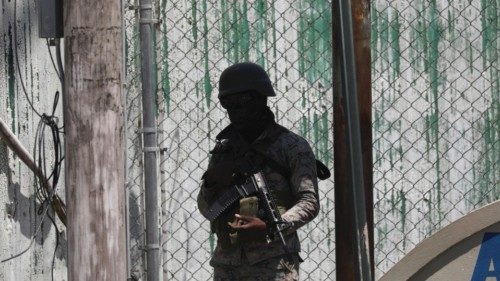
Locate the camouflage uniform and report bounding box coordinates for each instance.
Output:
[198,119,320,280]
[213,254,300,281]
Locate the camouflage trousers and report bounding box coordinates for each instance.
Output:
[212,254,300,281]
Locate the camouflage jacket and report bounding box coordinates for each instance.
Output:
[197,120,320,266]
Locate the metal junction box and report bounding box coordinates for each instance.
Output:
[38,0,63,38]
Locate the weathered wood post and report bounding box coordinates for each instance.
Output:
[64,0,127,279]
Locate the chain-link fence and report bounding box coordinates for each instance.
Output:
[372,0,499,277]
[123,0,498,280]
[123,0,335,280]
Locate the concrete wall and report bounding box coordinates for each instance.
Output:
[372,0,499,276]
[0,1,67,280]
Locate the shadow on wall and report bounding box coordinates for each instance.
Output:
[0,141,67,262]
[128,191,142,242]
[0,140,144,268]
[128,188,146,278]
[1,0,65,261]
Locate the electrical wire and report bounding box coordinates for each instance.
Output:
[1,95,64,266]
[32,99,64,281]
[46,39,61,80]
[3,3,66,281]
[1,198,53,263]
[51,38,65,281]
[55,39,65,88]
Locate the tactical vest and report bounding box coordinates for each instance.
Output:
[202,123,330,248]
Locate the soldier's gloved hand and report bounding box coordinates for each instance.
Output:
[228,214,267,238]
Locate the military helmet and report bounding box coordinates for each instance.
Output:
[218,62,276,98]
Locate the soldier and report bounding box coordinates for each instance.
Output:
[197,62,321,280]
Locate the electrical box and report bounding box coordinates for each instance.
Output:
[38,0,63,38]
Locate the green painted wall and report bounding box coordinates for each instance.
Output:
[372,0,499,276]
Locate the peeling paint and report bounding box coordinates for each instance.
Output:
[373,0,499,276]
[398,189,407,248]
[160,0,171,114]
[221,0,250,63]
[296,0,332,85]
[255,0,268,66]
[191,0,198,47]
[6,24,16,132]
[202,0,212,108]
[390,12,401,79]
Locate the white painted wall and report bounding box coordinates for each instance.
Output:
[0,1,67,280]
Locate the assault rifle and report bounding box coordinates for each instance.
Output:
[250,172,294,260]
[202,171,293,259]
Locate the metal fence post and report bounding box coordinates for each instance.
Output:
[332,0,373,280]
[138,0,160,279]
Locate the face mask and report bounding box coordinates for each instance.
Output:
[220,92,268,131]
[227,106,266,130]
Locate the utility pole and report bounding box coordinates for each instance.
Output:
[64,0,127,279]
[332,0,373,280]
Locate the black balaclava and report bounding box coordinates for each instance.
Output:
[220,91,273,143]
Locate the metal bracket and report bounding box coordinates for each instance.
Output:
[48,38,57,46]
[137,127,157,134]
[140,244,160,251]
[139,4,153,10]
[146,244,160,250]
[139,18,160,25]
[128,4,160,24]
[143,146,159,153]
[128,4,153,10]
